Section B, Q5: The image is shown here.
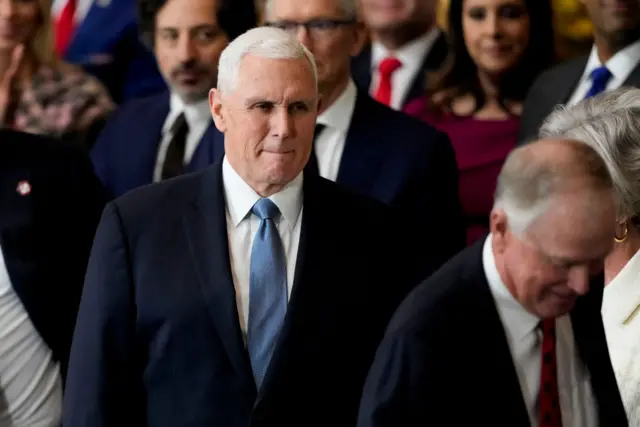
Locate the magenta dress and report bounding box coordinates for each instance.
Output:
[406,98,520,245]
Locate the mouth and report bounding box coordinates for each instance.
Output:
[605,0,639,12]
[173,70,204,85]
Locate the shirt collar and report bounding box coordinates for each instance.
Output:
[603,248,640,326]
[317,79,357,133]
[222,156,303,231]
[581,38,640,84]
[371,27,441,71]
[164,92,211,133]
[483,234,540,342]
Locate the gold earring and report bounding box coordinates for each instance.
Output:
[615,221,629,243]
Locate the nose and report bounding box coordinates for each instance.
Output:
[295,25,313,49]
[0,0,15,19]
[483,13,502,39]
[176,34,197,63]
[566,266,591,296]
[271,107,293,140]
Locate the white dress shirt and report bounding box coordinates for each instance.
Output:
[602,248,640,425]
[315,79,357,181]
[52,0,93,23]
[222,157,303,337]
[370,27,441,110]
[566,39,640,106]
[0,246,62,427]
[483,236,598,427]
[153,94,212,182]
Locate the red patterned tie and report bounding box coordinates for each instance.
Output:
[55,0,76,57]
[374,57,402,106]
[539,319,563,427]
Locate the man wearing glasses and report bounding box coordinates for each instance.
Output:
[265,0,464,273]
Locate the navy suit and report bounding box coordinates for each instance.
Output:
[63,160,419,427]
[91,91,224,198]
[0,131,107,379]
[357,238,628,427]
[64,0,166,103]
[333,92,463,266]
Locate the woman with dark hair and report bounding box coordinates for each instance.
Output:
[405,0,555,245]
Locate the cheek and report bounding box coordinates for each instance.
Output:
[462,24,481,56]
[505,21,530,50]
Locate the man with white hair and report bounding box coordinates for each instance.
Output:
[357,139,628,426]
[62,27,419,427]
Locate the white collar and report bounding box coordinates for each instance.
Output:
[222,156,303,231]
[580,39,640,85]
[163,93,211,133]
[603,248,640,326]
[371,27,441,71]
[317,79,358,133]
[483,234,540,342]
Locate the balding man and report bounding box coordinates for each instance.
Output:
[357,139,628,427]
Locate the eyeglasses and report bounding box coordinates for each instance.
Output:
[264,19,356,38]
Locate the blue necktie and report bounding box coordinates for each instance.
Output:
[584,66,613,99]
[247,198,288,390]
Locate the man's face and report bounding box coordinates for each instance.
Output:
[359,0,436,33]
[210,56,319,195]
[580,0,640,39]
[265,0,365,94]
[154,0,228,103]
[492,187,616,319]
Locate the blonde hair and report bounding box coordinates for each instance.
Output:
[30,0,57,67]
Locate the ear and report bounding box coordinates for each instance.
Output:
[209,88,227,133]
[490,208,509,255]
[350,21,369,57]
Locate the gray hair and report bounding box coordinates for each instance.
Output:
[216,27,318,95]
[494,139,613,235]
[264,0,358,20]
[540,87,640,221]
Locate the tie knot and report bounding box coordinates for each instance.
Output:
[252,198,280,221]
[590,66,612,84]
[171,112,189,134]
[378,57,402,76]
[314,123,326,139]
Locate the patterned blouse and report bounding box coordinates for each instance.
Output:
[7,64,114,145]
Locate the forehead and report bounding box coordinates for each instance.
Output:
[156,0,220,27]
[463,0,526,8]
[233,55,317,100]
[267,0,345,19]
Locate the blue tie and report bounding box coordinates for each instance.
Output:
[247,198,288,390]
[584,66,613,99]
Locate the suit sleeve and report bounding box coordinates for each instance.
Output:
[90,107,124,199]
[63,203,145,427]
[518,72,550,145]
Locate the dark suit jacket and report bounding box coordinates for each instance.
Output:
[357,238,628,427]
[63,0,166,103]
[0,130,107,378]
[335,91,463,267]
[91,91,224,198]
[351,32,448,111]
[519,54,640,143]
[63,161,419,427]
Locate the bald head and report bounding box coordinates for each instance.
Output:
[494,138,613,234]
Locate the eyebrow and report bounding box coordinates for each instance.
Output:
[244,98,315,106]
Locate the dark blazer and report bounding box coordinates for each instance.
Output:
[335,91,464,266]
[519,54,640,143]
[351,32,448,111]
[91,91,224,198]
[62,161,419,427]
[357,238,628,427]
[63,0,166,103]
[0,130,107,378]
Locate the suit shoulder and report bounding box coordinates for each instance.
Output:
[116,91,169,112]
[312,175,390,218]
[529,56,587,92]
[0,130,88,167]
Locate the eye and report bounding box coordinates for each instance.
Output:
[289,102,309,113]
[254,102,274,112]
[499,4,526,19]
[467,6,486,20]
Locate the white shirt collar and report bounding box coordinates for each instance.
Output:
[221,156,303,231]
[603,248,640,326]
[483,234,540,342]
[371,27,441,72]
[580,39,640,87]
[164,93,212,134]
[317,79,357,133]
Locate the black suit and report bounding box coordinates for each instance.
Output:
[351,32,448,110]
[63,160,419,427]
[0,130,107,378]
[357,238,628,427]
[519,54,640,143]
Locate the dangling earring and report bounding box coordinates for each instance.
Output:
[615,221,629,243]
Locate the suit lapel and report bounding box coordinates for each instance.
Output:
[623,61,640,87]
[351,46,373,95]
[558,57,589,105]
[183,162,255,399]
[336,93,384,197]
[400,31,448,108]
[187,124,225,172]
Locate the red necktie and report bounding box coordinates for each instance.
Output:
[374,57,402,106]
[55,0,76,57]
[539,319,563,427]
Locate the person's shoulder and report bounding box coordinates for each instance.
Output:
[529,55,588,92]
[0,130,87,166]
